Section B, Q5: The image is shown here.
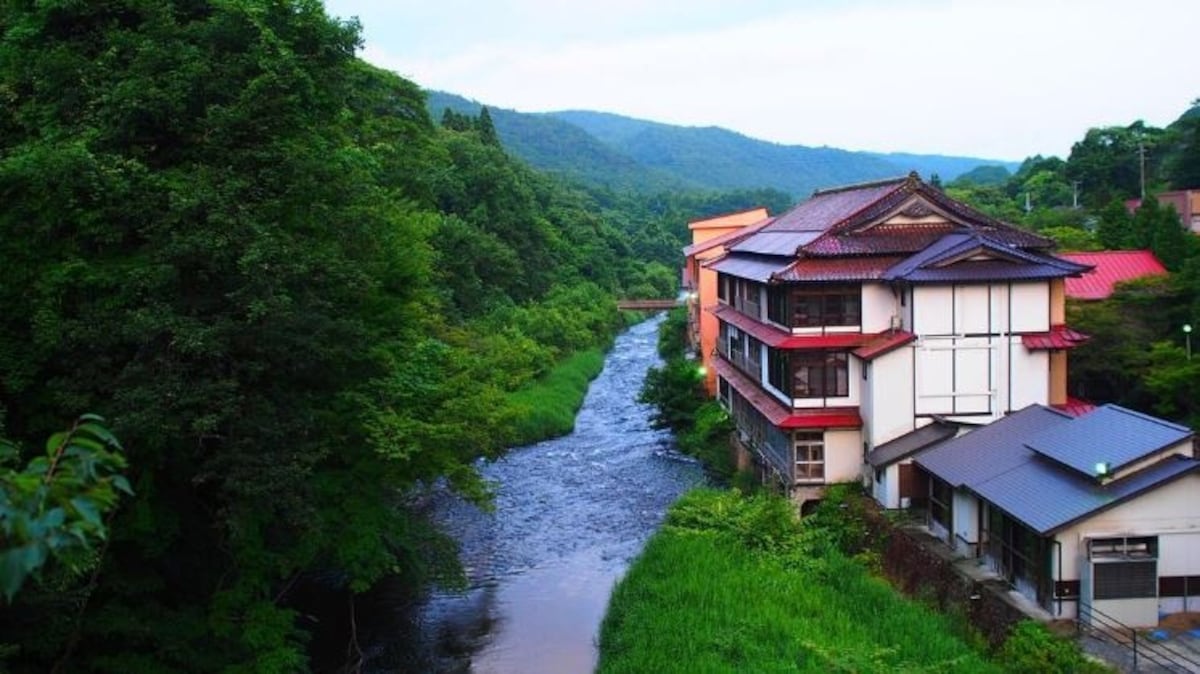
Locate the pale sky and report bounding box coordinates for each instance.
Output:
[322,0,1200,162]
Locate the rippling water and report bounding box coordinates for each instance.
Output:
[347,315,705,673]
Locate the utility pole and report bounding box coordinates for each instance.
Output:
[1072,181,1081,209]
[1138,141,1147,199]
[1024,192,1031,214]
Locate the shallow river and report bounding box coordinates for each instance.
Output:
[350,315,705,673]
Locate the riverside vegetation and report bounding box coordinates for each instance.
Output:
[624,315,1109,673]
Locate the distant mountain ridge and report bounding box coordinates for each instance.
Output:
[426,91,1018,198]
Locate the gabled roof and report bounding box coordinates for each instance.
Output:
[916,403,1200,535]
[1057,250,1167,300]
[729,173,1053,259]
[880,233,1090,283]
[1025,404,1193,477]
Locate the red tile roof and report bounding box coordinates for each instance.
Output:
[1052,397,1097,418]
[711,304,878,350]
[853,330,917,361]
[1057,250,1167,300]
[1021,325,1089,350]
[713,358,862,429]
[773,256,903,282]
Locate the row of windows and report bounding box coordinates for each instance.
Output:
[720,274,862,330]
[767,350,849,399]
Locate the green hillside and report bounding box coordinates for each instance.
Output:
[427,92,1018,197]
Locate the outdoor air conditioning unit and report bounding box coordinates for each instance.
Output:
[889,315,902,331]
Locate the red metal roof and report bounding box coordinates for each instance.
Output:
[1052,397,1097,418]
[711,304,876,350]
[853,330,917,361]
[1021,324,1089,350]
[713,358,861,429]
[1057,250,1167,300]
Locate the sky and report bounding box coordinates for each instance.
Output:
[321,0,1200,162]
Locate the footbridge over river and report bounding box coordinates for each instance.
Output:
[615,298,683,310]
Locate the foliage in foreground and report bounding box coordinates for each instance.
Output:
[506,348,606,444]
[598,489,1002,673]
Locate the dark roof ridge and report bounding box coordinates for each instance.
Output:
[811,174,911,197]
[1098,403,1194,436]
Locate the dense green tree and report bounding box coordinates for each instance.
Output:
[1164,99,1200,189]
[1066,122,1168,209]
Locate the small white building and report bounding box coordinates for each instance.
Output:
[915,404,1200,625]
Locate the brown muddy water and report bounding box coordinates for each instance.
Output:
[326,315,705,673]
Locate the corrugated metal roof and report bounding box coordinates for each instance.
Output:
[867,420,961,468]
[710,304,877,350]
[916,403,1200,535]
[915,405,1070,487]
[682,216,774,257]
[854,330,917,361]
[729,231,821,256]
[1021,325,1089,351]
[973,454,1199,535]
[1058,250,1167,300]
[1026,404,1193,476]
[705,254,792,282]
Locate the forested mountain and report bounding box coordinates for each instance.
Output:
[428,92,1019,197]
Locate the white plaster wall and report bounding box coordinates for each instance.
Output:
[825,429,864,483]
[868,348,915,446]
[956,285,991,334]
[913,286,954,335]
[1010,283,1050,332]
[861,283,898,333]
[1009,345,1049,411]
[871,465,889,507]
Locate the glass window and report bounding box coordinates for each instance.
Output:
[790,285,861,328]
[794,431,824,482]
[792,351,849,398]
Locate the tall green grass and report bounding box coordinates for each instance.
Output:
[505,348,605,445]
[598,489,1002,674]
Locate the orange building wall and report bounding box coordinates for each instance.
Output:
[685,208,769,394]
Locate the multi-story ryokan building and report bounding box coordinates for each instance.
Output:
[691,173,1092,508]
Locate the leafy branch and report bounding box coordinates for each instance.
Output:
[0,415,132,601]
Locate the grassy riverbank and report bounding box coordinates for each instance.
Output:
[506,348,606,445]
[600,488,1108,673]
[598,488,1001,673]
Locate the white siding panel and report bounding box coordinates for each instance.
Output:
[956,285,990,334]
[868,348,915,446]
[916,338,954,414]
[1010,347,1048,410]
[1011,283,1050,332]
[914,286,953,335]
[955,337,992,414]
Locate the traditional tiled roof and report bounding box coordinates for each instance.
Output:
[916,403,1199,535]
[1057,250,1167,300]
[713,358,861,429]
[1021,325,1090,351]
[881,233,1090,283]
[773,256,903,282]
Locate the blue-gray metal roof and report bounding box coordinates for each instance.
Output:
[729,231,821,256]
[1026,404,1193,476]
[705,254,792,283]
[973,454,1199,535]
[914,406,1070,486]
[867,420,962,468]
